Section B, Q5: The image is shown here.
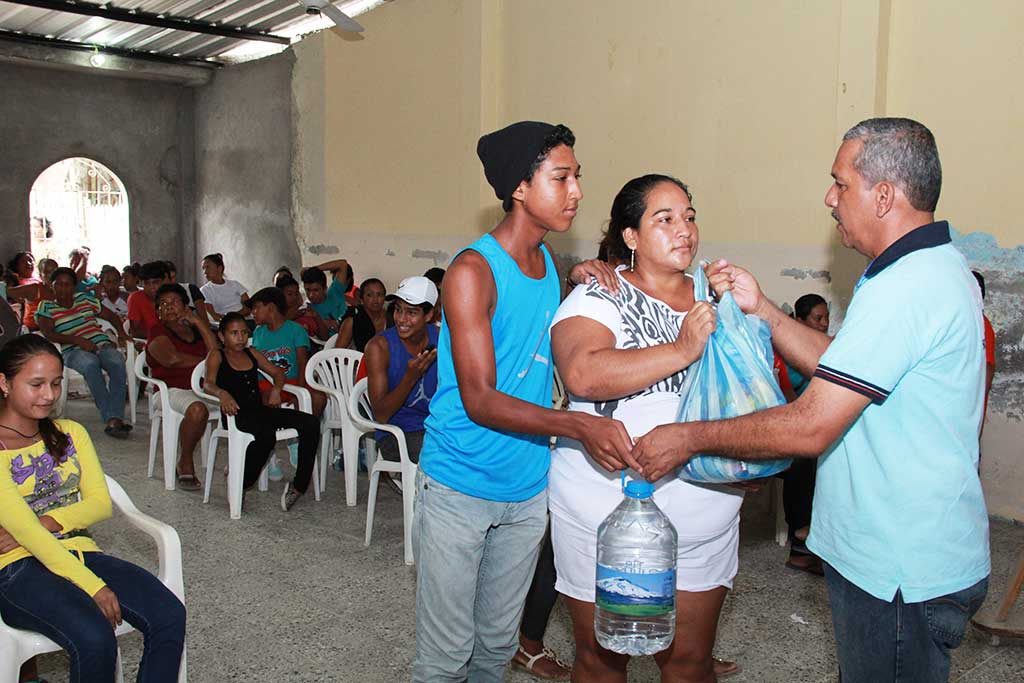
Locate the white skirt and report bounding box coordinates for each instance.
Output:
[549,438,742,602]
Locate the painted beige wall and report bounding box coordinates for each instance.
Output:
[883,0,1024,522]
[886,0,1024,247]
[290,0,1024,519]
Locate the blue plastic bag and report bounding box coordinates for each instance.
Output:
[674,263,792,483]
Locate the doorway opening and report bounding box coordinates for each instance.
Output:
[29,157,130,269]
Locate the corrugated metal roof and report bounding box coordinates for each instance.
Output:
[0,0,381,63]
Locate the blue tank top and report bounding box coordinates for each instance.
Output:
[420,234,559,502]
[375,326,439,439]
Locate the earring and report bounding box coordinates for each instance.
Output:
[630,248,635,271]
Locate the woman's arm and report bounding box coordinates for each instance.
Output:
[36,315,96,351]
[181,309,219,352]
[0,430,110,596]
[5,282,41,301]
[147,335,205,368]
[42,423,113,533]
[336,317,354,348]
[550,304,715,402]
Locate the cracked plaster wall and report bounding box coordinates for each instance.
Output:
[0,62,194,271]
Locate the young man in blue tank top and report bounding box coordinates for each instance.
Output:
[412,121,640,682]
[363,275,439,469]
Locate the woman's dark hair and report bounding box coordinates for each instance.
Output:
[51,267,78,285]
[249,286,287,315]
[100,264,120,279]
[0,335,71,461]
[219,311,248,330]
[275,275,299,291]
[7,251,33,273]
[164,260,177,274]
[344,264,355,290]
[360,277,385,294]
[123,262,140,277]
[156,283,189,307]
[602,174,693,262]
[202,253,225,269]
[794,294,828,321]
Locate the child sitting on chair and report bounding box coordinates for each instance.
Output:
[203,312,320,512]
[0,334,185,682]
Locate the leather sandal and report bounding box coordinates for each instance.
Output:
[511,644,571,680]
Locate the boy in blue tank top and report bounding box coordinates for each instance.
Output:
[413,121,639,682]
[363,275,439,467]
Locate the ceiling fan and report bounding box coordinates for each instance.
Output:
[296,0,365,32]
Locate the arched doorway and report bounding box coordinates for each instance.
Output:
[29,158,130,270]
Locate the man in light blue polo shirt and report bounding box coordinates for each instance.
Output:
[633,118,989,682]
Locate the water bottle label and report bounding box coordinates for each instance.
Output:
[595,564,675,616]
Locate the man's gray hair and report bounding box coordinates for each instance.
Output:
[842,118,942,212]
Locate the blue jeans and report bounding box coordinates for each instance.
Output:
[412,470,547,683]
[64,346,127,423]
[0,552,186,683]
[824,563,988,682]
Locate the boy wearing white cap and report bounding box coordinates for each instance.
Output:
[362,276,440,466]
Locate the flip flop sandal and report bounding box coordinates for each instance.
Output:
[714,657,743,679]
[176,472,202,491]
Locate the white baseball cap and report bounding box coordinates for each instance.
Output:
[386,276,438,307]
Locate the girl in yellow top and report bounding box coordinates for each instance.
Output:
[0,335,185,683]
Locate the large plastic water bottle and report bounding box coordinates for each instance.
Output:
[595,476,678,656]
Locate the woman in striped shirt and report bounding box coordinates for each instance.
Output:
[35,268,131,439]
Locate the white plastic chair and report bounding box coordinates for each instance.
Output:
[310,333,339,350]
[191,360,320,519]
[134,351,217,491]
[773,478,788,546]
[124,337,146,425]
[305,349,363,505]
[349,378,416,565]
[0,475,187,683]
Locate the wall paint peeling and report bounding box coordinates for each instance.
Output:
[952,229,1024,420]
[411,249,450,264]
[307,244,340,255]
[780,267,832,283]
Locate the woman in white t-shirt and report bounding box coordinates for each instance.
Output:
[550,174,742,682]
[199,252,250,322]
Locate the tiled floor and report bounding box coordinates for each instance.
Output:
[27,398,1024,682]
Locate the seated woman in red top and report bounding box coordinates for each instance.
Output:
[145,284,220,491]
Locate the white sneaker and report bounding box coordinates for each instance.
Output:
[267,455,284,482]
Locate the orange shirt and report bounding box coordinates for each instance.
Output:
[126,291,159,337]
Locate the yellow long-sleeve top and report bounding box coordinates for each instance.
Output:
[0,420,112,596]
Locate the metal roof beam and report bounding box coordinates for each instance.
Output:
[2,0,291,44]
[0,27,221,76]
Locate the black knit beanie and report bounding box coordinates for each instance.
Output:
[477,121,557,212]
